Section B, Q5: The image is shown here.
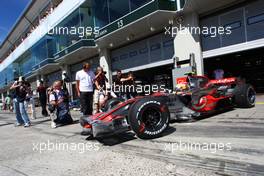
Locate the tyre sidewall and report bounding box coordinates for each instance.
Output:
[234,84,256,108]
[128,98,169,139]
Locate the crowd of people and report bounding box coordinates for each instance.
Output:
[5,61,229,130]
[76,63,135,116]
[7,62,136,130]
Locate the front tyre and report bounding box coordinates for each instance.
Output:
[128,98,170,139]
[234,84,256,108]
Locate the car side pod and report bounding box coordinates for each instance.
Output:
[80,116,93,136]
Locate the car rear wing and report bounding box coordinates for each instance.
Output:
[209,77,236,85]
[176,76,237,88]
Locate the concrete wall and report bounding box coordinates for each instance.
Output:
[99,48,112,85]
[173,12,204,75]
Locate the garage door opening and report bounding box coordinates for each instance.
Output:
[113,64,173,91]
[204,47,264,93]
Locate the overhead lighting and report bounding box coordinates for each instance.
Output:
[126,34,134,41]
[109,43,114,47]
[150,27,155,32]
[169,19,174,25]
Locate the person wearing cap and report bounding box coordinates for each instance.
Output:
[10,78,22,125]
[10,76,31,127]
[76,63,95,115]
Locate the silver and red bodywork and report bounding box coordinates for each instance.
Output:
[176,76,237,113]
[80,76,239,137]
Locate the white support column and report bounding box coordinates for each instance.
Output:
[174,12,204,75]
[37,74,45,87]
[99,48,112,85]
[1,93,4,102]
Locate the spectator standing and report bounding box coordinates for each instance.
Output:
[25,82,36,120]
[37,81,48,117]
[93,67,108,114]
[76,63,95,115]
[10,77,31,127]
[4,95,11,111]
[10,78,22,124]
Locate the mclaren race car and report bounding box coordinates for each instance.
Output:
[80,75,256,139]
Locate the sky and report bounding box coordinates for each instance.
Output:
[0,0,30,45]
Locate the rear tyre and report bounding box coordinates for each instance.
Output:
[234,84,256,108]
[128,98,170,139]
[103,98,124,112]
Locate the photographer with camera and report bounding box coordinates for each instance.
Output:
[48,80,73,128]
[10,76,31,127]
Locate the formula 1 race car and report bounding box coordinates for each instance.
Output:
[80,75,256,139]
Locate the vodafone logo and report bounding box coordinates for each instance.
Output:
[210,78,236,84]
[192,97,208,110]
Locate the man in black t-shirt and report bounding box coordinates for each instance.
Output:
[121,71,136,99]
[10,77,31,127]
[37,81,48,117]
[113,70,124,98]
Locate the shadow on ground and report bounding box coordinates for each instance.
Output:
[91,126,176,146]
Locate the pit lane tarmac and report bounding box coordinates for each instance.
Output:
[0,104,263,176]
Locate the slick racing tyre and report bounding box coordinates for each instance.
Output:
[128,98,170,139]
[103,98,124,112]
[234,84,256,108]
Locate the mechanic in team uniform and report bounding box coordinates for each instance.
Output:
[121,71,136,100]
[213,69,224,80]
[113,69,124,98]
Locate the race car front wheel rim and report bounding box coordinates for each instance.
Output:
[141,107,162,129]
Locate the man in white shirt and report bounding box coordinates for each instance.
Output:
[76,63,95,115]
